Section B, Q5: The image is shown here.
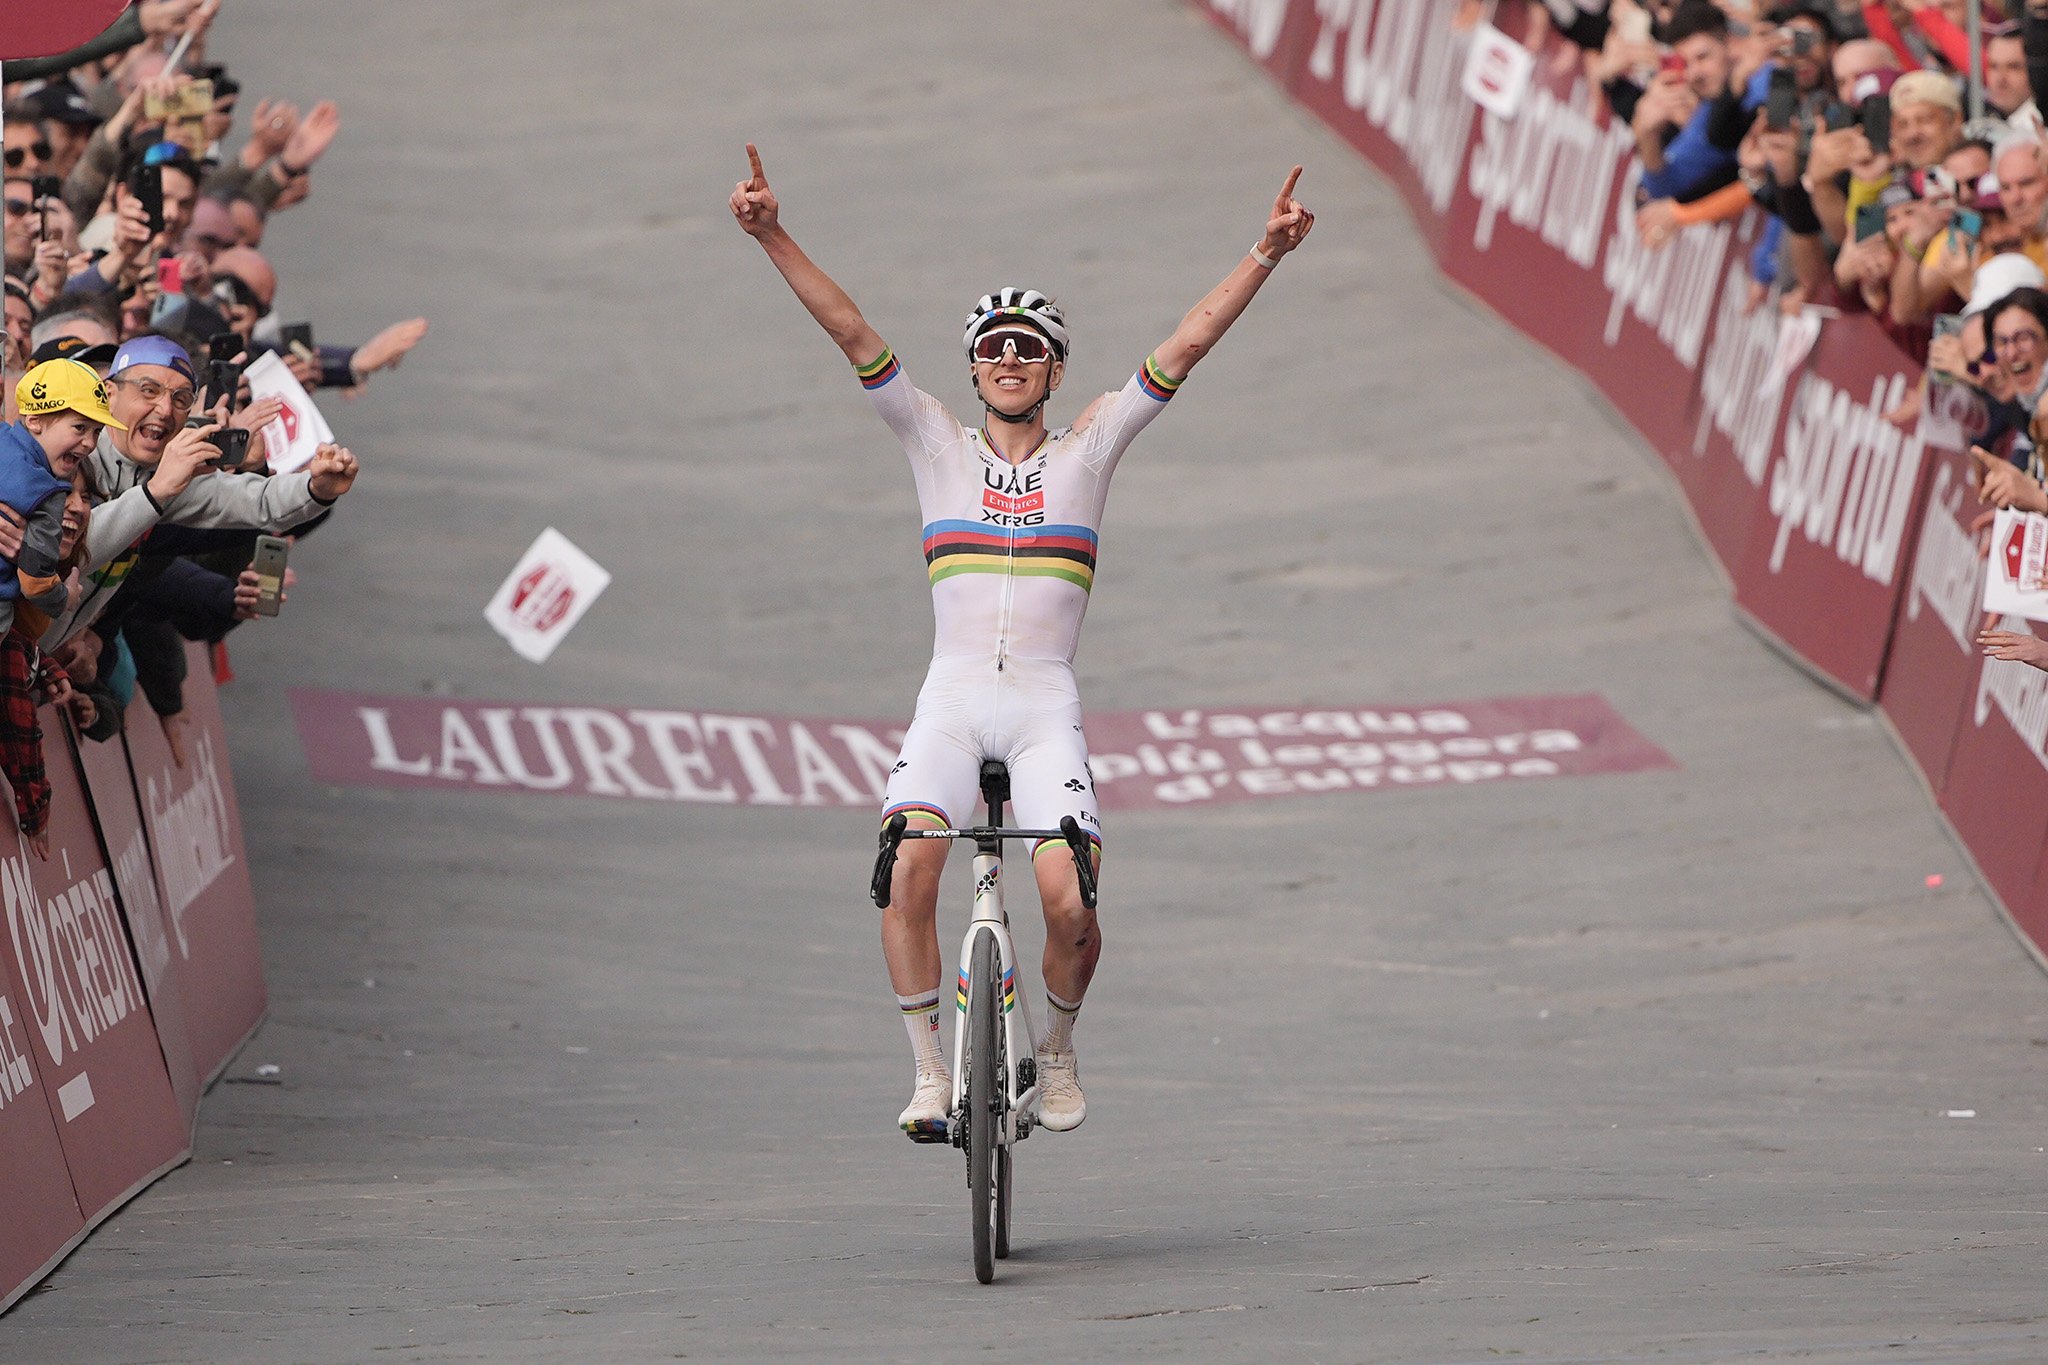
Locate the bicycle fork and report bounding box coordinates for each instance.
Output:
[951,851,1042,1143]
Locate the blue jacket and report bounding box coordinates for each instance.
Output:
[0,422,73,603]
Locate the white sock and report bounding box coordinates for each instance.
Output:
[898,990,946,1076]
[1042,989,1081,1054]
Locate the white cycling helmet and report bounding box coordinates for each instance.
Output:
[963,287,1070,361]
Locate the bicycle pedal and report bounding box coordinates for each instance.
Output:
[902,1118,949,1144]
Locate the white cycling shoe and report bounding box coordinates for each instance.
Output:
[898,1069,952,1142]
[1034,1048,1085,1131]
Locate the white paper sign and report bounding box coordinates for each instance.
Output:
[1981,507,2048,622]
[243,351,334,475]
[1462,23,1534,121]
[484,528,612,663]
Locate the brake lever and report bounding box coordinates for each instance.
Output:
[1058,816,1098,910]
[871,813,908,908]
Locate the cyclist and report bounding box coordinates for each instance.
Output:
[730,144,1313,1137]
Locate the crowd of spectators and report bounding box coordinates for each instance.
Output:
[0,0,426,852]
[1474,0,2048,671]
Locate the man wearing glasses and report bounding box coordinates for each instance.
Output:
[82,335,357,563]
[730,144,1314,1139]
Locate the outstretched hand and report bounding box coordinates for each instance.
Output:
[1259,165,1315,260]
[730,144,781,238]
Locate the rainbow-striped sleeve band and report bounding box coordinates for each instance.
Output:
[1137,354,1181,402]
[884,801,949,831]
[856,348,901,390]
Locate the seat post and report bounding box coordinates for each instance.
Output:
[978,760,1011,853]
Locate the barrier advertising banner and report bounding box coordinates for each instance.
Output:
[0,959,84,1314]
[74,715,202,1126]
[1192,0,2044,945]
[0,708,188,1220]
[120,649,264,1083]
[1883,450,1989,792]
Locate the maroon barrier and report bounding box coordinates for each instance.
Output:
[1724,326,1933,698]
[3,649,266,1309]
[1884,450,1988,793]
[119,646,265,1083]
[0,958,85,1314]
[1942,632,2048,948]
[0,706,189,1221]
[74,717,202,1126]
[1192,0,2046,944]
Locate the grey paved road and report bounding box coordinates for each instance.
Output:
[6,2,2048,1361]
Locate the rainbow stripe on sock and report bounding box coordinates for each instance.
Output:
[922,520,1097,592]
[1137,353,1181,402]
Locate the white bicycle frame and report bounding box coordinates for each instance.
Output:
[951,849,1042,1142]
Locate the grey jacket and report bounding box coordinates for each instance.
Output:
[41,430,329,647]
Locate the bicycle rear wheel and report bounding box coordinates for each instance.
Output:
[995,1141,1012,1258]
[968,928,1001,1284]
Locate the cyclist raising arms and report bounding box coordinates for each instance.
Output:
[730,144,1313,1137]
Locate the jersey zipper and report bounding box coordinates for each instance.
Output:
[980,426,1043,674]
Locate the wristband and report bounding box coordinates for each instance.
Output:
[1249,243,1279,269]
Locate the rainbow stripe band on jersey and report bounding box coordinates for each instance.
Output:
[922,520,1098,592]
[856,348,901,390]
[1137,354,1181,402]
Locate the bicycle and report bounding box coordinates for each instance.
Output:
[871,759,1098,1285]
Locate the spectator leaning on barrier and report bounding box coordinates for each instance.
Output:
[1981,285,2048,475]
[0,333,358,761]
[1888,140,2002,323]
[1941,252,2048,450]
[0,359,123,857]
[1633,1,1755,203]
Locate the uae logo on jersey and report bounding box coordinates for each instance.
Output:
[983,464,1044,517]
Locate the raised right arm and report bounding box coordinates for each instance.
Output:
[731,144,886,366]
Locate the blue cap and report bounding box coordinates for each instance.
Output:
[107,336,194,383]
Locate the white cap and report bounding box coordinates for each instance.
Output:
[1963,252,2048,318]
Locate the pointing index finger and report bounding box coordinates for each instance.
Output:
[746,143,766,184]
[1277,164,1302,205]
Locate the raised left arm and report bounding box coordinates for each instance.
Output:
[1150,166,1315,383]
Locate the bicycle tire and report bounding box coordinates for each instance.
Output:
[968,928,1000,1284]
[995,1140,1012,1259]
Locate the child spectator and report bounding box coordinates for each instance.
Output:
[2,357,123,854]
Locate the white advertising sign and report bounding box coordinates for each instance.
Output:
[484,528,612,663]
[242,351,334,475]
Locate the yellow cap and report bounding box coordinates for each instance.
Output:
[15,359,127,432]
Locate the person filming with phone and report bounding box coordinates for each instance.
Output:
[61,143,200,305]
[0,336,357,654]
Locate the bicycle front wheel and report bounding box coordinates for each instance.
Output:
[967,928,1000,1284]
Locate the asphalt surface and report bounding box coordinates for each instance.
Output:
[6,2,2048,1361]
